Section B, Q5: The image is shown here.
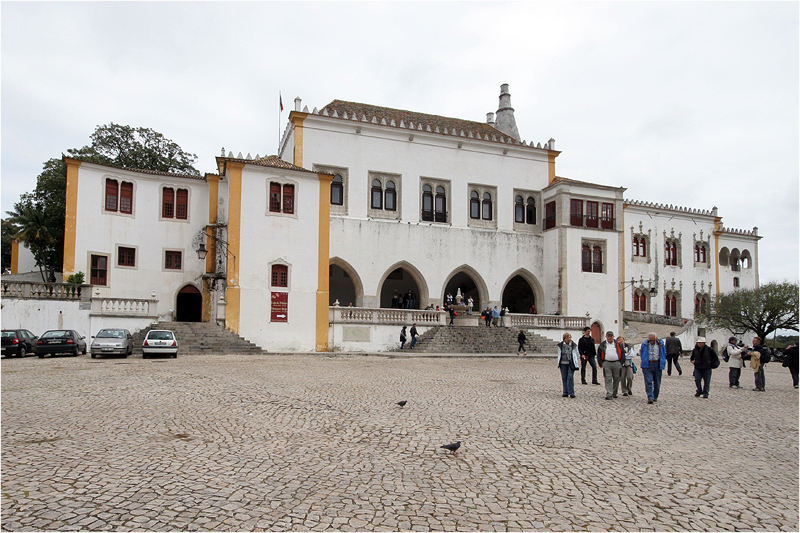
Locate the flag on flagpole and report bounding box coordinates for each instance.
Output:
[280,92,283,112]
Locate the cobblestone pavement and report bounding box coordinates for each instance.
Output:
[2,354,798,531]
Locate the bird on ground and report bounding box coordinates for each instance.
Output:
[396,400,407,407]
[440,441,461,454]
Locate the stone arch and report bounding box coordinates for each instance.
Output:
[329,257,364,307]
[175,283,202,322]
[719,247,730,266]
[440,264,489,310]
[740,249,752,269]
[377,261,429,309]
[730,248,742,271]
[500,269,545,314]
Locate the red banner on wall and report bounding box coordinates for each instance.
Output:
[271,292,288,322]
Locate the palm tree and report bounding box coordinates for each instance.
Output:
[6,207,56,281]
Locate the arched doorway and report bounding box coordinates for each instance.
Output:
[379,267,422,309]
[443,270,483,310]
[176,285,202,322]
[330,264,356,306]
[502,275,536,313]
[591,322,602,344]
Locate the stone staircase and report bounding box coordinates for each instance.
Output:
[131,322,264,356]
[403,326,559,354]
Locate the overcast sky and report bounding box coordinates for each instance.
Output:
[2,1,798,283]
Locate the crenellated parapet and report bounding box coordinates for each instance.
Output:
[624,199,715,217]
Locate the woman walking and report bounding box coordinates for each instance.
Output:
[399,326,407,349]
[619,336,634,396]
[517,330,527,356]
[557,332,580,398]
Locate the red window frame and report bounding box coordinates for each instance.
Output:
[585,201,598,228]
[581,244,591,272]
[270,183,282,212]
[90,254,108,285]
[544,201,556,229]
[120,182,133,214]
[282,184,294,214]
[118,247,136,267]
[176,189,188,219]
[272,264,288,287]
[105,179,119,211]
[671,243,678,266]
[570,199,583,226]
[165,250,182,270]
[162,188,175,218]
[601,203,614,229]
[592,246,603,273]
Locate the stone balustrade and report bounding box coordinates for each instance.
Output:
[90,297,158,318]
[1,281,89,300]
[330,307,590,329]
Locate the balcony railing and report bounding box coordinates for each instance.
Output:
[330,307,591,330]
[1,281,89,300]
[90,297,158,318]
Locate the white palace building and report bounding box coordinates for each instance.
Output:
[4,85,761,353]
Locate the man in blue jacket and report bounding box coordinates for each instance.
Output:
[640,332,667,404]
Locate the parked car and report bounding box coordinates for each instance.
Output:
[142,330,178,358]
[36,330,87,358]
[1,329,38,358]
[90,329,133,358]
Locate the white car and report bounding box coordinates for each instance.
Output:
[142,330,178,358]
[90,328,133,358]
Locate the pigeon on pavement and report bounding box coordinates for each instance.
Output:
[440,441,461,454]
[396,400,407,407]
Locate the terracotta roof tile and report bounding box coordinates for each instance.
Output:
[218,155,322,174]
[319,100,522,145]
[64,156,205,180]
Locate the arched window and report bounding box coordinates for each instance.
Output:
[515,195,525,223]
[671,243,678,266]
[371,179,383,209]
[482,192,492,220]
[639,293,647,312]
[271,264,288,287]
[694,245,700,263]
[282,184,294,214]
[634,292,641,312]
[384,181,396,211]
[120,182,133,214]
[422,184,433,221]
[526,198,536,225]
[434,186,447,222]
[331,174,344,206]
[671,296,677,317]
[470,191,480,219]
[163,187,175,218]
[700,246,706,263]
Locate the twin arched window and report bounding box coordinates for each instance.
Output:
[331,174,344,206]
[515,195,536,224]
[422,184,447,222]
[371,179,396,211]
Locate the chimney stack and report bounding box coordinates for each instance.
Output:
[493,84,521,141]
[486,112,495,126]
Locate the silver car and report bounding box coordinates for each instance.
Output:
[142,330,178,358]
[90,329,133,358]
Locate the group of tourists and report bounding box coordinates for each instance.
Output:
[479,306,507,327]
[557,327,799,402]
[391,290,417,309]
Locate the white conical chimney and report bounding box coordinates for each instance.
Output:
[494,84,520,141]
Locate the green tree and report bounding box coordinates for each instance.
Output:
[7,125,198,281]
[700,281,799,341]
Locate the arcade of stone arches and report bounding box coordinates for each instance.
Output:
[328,260,540,314]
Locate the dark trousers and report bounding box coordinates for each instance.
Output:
[560,364,575,396]
[694,368,712,396]
[667,354,682,375]
[581,356,598,384]
[518,342,526,353]
[790,366,799,388]
[755,366,766,390]
[729,367,741,387]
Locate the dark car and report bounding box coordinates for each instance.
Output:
[1,329,38,358]
[36,330,87,358]
[90,328,134,358]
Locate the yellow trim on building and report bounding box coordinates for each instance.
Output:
[291,113,307,168]
[547,151,559,184]
[225,162,245,334]
[317,172,333,351]
[206,175,220,275]
[10,238,19,274]
[62,158,82,276]
[713,217,722,296]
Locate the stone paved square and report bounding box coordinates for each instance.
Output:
[2,354,798,531]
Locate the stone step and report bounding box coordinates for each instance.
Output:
[403,326,559,354]
[132,322,264,355]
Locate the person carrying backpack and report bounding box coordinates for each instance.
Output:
[748,336,771,392]
[724,336,745,389]
[690,337,719,398]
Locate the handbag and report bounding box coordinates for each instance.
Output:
[632,362,638,374]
